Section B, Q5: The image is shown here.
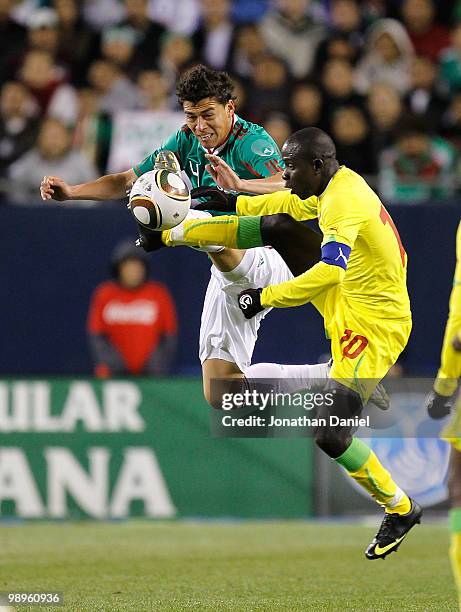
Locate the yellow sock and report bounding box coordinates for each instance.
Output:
[162,215,262,249]
[336,438,411,514]
[450,534,461,611]
[450,510,461,611]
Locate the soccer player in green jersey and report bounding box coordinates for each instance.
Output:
[40,65,330,406]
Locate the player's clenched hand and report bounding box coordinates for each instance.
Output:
[40,175,72,202]
[425,390,452,419]
[191,186,237,212]
[205,154,243,191]
[237,288,264,319]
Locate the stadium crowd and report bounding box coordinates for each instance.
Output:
[2,0,461,203]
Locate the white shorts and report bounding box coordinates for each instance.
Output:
[199,247,293,372]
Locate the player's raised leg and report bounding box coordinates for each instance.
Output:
[313,380,421,560]
[160,212,322,277]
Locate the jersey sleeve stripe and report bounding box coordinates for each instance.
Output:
[242,161,263,178]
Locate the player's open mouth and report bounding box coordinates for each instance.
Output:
[199,134,213,143]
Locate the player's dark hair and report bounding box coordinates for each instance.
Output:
[287,127,337,161]
[176,64,236,105]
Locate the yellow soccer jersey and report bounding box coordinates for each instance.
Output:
[237,166,411,321]
[434,221,461,397]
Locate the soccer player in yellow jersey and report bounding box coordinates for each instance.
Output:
[144,127,422,558]
[426,221,461,610]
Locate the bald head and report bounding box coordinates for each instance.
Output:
[281,127,340,198]
[285,127,337,161]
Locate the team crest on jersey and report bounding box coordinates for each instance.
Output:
[251,139,275,157]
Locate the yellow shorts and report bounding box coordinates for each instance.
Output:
[312,285,412,401]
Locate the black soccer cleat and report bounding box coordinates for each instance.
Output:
[135,224,165,252]
[365,499,422,560]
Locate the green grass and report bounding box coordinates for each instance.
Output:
[0,521,456,611]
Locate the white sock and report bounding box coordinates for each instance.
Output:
[244,362,330,394]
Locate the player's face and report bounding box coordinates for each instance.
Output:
[282,144,318,199]
[183,97,234,150]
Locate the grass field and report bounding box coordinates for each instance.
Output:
[0,520,456,611]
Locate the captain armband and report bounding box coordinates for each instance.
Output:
[321,241,351,271]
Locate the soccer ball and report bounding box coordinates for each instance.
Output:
[129,169,191,231]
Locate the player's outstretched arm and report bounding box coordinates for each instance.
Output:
[261,262,345,310]
[205,154,285,194]
[236,261,345,318]
[40,169,137,203]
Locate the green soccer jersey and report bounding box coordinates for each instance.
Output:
[132,114,284,188]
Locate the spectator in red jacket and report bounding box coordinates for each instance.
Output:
[87,240,178,377]
[401,0,449,62]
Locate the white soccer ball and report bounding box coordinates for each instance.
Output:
[129,169,191,231]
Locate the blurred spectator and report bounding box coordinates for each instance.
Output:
[405,56,446,127]
[100,26,140,74]
[439,22,461,94]
[118,0,166,71]
[229,23,267,79]
[87,241,178,377]
[82,0,125,31]
[158,33,194,97]
[330,0,362,39]
[354,19,414,94]
[72,87,111,173]
[440,92,461,147]
[53,0,98,84]
[401,0,449,62]
[27,8,62,61]
[0,81,39,178]
[316,0,363,68]
[8,117,97,203]
[148,0,200,35]
[262,112,292,149]
[315,33,359,71]
[137,69,170,110]
[0,0,27,83]
[192,0,236,71]
[379,116,457,203]
[245,54,290,122]
[19,49,78,124]
[367,82,405,163]
[4,6,70,84]
[322,58,364,126]
[290,81,326,131]
[259,0,326,79]
[331,106,374,174]
[87,59,142,113]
